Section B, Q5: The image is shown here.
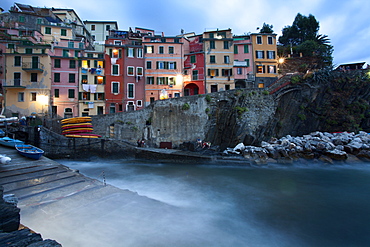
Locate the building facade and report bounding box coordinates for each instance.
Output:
[233,35,255,88]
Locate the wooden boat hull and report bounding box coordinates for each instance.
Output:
[15,144,44,160]
[0,137,24,148]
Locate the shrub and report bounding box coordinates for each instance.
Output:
[182,103,190,110]
[205,95,212,103]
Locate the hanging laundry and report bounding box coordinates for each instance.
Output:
[96,68,102,75]
[81,68,88,73]
[90,68,96,74]
[90,85,97,93]
[88,102,94,109]
[82,84,90,92]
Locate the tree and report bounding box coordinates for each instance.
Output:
[259,23,274,33]
[278,13,333,69]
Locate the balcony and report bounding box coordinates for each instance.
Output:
[2,79,26,88]
[22,62,44,73]
[234,61,249,67]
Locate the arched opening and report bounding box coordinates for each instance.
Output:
[235,80,247,89]
[184,83,199,96]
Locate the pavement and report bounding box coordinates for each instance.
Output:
[0,145,216,247]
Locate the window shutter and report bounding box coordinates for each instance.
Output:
[94,60,97,68]
[78,92,82,100]
[165,77,169,85]
[119,49,122,58]
[109,49,112,57]
[156,61,159,69]
[87,60,90,67]
[94,76,97,84]
[174,62,177,70]
[164,62,168,69]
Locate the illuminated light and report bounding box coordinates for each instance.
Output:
[113,49,118,54]
[176,74,183,85]
[38,94,49,105]
[278,58,285,64]
[160,89,168,100]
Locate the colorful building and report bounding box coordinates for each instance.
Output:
[143,33,188,106]
[233,34,254,88]
[203,29,234,93]
[250,33,278,88]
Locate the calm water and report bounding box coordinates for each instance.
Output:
[57,158,370,247]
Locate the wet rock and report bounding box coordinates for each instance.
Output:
[323,149,348,160]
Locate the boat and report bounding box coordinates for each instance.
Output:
[0,136,24,147]
[65,133,101,138]
[61,117,92,124]
[15,144,44,160]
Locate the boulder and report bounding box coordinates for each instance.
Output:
[323,149,348,160]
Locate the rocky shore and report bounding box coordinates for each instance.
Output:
[223,131,370,165]
[0,186,61,247]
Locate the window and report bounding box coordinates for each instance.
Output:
[75,50,79,57]
[192,70,198,80]
[69,73,75,83]
[112,64,119,75]
[237,68,242,75]
[106,25,110,31]
[137,48,143,58]
[127,66,134,76]
[223,41,229,49]
[19,16,25,22]
[210,55,216,63]
[159,46,164,54]
[169,77,176,85]
[67,41,74,48]
[245,59,250,67]
[37,18,42,24]
[258,83,265,88]
[211,85,218,93]
[169,62,176,70]
[31,73,37,82]
[25,48,32,54]
[209,33,214,38]
[69,60,76,68]
[256,65,265,73]
[222,69,232,76]
[18,92,24,102]
[145,45,154,53]
[110,103,116,113]
[137,67,143,76]
[91,25,95,31]
[81,75,88,84]
[128,84,134,98]
[157,61,164,69]
[14,73,21,86]
[234,45,238,54]
[210,40,215,49]
[54,59,61,68]
[257,36,262,44]
[157,77,166,85]
[95,76,105,84]
[30,92,37,101]
[8,44,15,49]
[268,65,277,74]
[14,56,21,66]
[61,29,67,36]
[128,48,134,57]
[256,51,264,59]
[95,93,105,100]
[54,73,60,82]
[244,45,249,53]
[268,36,273,45]
[111,49,120,58]
[168,46,174,54]
[112,81,119,94]
[146,77,154,84]
[79,43,84,49]
[114,41,122,45]
[146,61,152,69]
[267,51,276,59]
[63,50,69,57]
[208,69,219,77]
[68,89,75,98]
[137,100,142,107]
[45,27,51,34]
[87,54,93,58]
[190,55,196,63]
[224,56,230,64]
[54,89,59,98]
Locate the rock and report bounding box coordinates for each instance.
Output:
[356,150,370,161]
[0,187,20,232]
[233,143,245,152]
[324,149,348,160]
[318,155,333,164]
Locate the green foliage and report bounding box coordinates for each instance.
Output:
[182,103,190,110]
[262,90,269,95]
[205,107,210,113]
[235,106,249,117]
[131,126,138,131]
[125,121,132,125]
[205,94,212,103]
[234,90,243,96]
[291,75,302,84]
[297,114,306,121]
[259,23,274,33]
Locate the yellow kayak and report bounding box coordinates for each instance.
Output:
[61,117,92,124]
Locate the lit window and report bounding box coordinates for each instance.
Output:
[256,51,264,59]
[128,48,134,57]
[30,92,37,101]
[267,51,276,59]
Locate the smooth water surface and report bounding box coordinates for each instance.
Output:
[54,158,370,247]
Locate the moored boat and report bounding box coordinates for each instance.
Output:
[15,144,44,160]
[0,136,24,147]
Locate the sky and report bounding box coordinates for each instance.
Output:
[2,0,370,67]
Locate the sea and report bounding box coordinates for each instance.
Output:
[51,157,370,247]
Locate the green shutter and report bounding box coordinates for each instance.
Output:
[244,45,249,53]
[109,49,112,57]
[119,49,122,58]
[234,45,238,54]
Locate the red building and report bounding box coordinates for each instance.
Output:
[183,34,205,95]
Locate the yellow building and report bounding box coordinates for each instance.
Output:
[3,30,52,117]
[250,33,278,88]
[203,29,234,93]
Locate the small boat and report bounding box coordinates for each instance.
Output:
[15,144,44,160]
[0,136,24,147]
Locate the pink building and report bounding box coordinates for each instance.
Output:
[233,35,255,88]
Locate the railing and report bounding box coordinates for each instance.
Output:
[22,62,44,72]
[2,79,26,87]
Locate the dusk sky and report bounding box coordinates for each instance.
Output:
[2,0,370,67]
